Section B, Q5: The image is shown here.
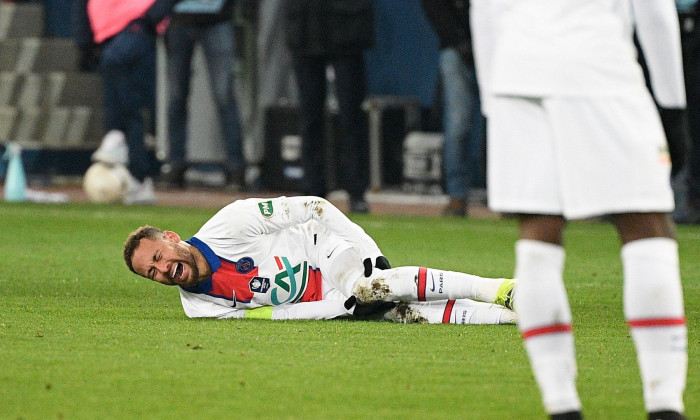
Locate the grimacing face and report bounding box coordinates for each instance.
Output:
[130,231,201,288]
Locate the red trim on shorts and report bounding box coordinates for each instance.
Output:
[521,324,572,339]
[417,267,427,301]
[442,300,456,324]
[628,317,686,328]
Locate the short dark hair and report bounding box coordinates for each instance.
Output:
[123,225,164,274]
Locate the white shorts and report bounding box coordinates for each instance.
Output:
[487,94,674,219]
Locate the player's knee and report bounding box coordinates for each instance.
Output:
[613,212,676,243]
[352,276,391,303]
[351,278,371,301]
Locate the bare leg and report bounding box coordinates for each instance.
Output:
[610,212,675,243]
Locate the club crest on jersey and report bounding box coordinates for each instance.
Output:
[271,256,308,305]
[236,257,255,274]
[258,200,274,218]
[249,276,270,293]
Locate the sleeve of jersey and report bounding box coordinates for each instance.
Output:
[180,288,246,319]
[632,0,686,108]
[470,0,497,116]
[269,300,352,320]
[179,289,350,320]
[213,196,382,258]
[284,196,383,259]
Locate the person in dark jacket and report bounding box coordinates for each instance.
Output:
[422,0,485,218]
[283,0,374,213]
[73,0,178,204]
[160,0,246,190]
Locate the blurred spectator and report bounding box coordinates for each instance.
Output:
[283,0,374,213]
[73,0,178,204]
[422,0,484,217]
[4,0,76,37]
[242,0,299,192]
[160,0,245,190]
[675,0,700,223]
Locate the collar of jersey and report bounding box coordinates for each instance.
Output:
[185,237,221,273]
[180,237,220,294]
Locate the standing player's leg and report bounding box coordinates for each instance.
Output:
[488,96,582,418]
[614,213,687,418]
[598,91,686,417]
[515,215,581,418]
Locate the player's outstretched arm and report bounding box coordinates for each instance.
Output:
[267,300,353,320]
[180,287,353,320]
[632,0,686,108]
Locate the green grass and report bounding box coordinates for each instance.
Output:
[1,202,698,419]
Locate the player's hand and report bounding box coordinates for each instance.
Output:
[363,255,391,277]
[658,107,690,177]
[343,295,396,318]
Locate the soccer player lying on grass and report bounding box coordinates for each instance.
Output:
[123,196,516,324]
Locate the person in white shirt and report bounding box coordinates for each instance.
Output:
[471,1,687,419]
[123,196,517,324]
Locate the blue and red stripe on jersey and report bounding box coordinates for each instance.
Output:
[183,237,323,304]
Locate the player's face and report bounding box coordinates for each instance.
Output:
[131,233,200,288]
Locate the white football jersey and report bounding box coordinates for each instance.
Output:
[177,196,382,319]
[472,0,685,107]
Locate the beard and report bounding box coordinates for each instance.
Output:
[173,243,200,288]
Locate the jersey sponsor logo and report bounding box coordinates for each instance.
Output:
[236,257,255,274]
[249,276,270,293]
[271,256,308,305]
[258,200,274,218]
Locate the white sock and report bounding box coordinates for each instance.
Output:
[420,268,507,302]
[383,299,514,325]
[622,238,687,413]
[353,266,506,302]
[515,239,581,414]
[525,334,580,414]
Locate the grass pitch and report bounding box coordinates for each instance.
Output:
[1,202,698,419]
